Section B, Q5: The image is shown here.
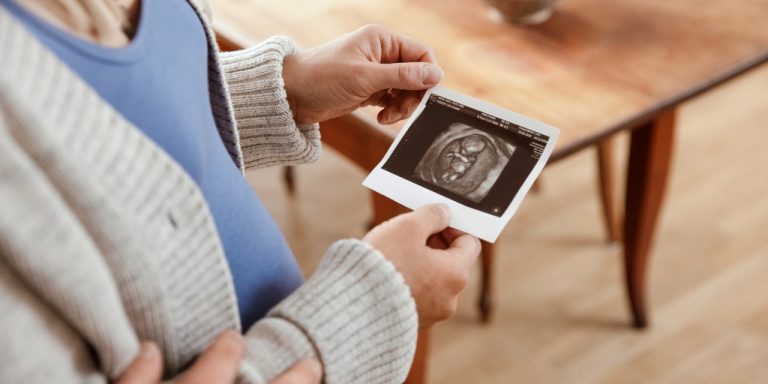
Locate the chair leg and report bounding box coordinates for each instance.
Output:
[478,241,495,323]
[283,166,296,195]
[404,330,430,384]
[597,140,621,243]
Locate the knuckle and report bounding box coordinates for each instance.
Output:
[447,269,469,293]
[360,24,385,36]
[441,298,458,320]
[457,269,470,289]
[397,64,417,85]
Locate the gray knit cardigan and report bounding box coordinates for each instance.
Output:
[0,2,417,383]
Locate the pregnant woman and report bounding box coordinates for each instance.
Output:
[0,0,480,383]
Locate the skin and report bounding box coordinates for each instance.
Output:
[363,204,480,328]
[115,331,323,384]
[282,24,443,125]
[15,0,140,47]
[12,1,479,382]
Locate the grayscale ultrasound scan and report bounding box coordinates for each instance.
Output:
[413,123,516,203]
[366,87,559,241]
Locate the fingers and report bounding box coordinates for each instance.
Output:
[271,359,323,384]
[353,25,441,124]
[366,62,443,94]
[446,232,482,270]
[368,26,442,90]
[377,90,422,124]
[180,330,244,384]
[361,89,391,108]
[427,233,449,249]
[406,204,452,237]
[372,25,438,65]
[115,342,163,384]
[440,228,467,245]
[395,33,439,65]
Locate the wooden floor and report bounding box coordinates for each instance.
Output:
[245,64,768,383]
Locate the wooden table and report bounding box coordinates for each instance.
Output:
[211,0,768,382]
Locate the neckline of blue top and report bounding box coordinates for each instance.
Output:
[1,0,149,63]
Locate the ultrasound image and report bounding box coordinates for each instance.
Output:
[413,123,516,203]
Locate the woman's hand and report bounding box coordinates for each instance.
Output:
[363,204,481,328]
[282,25,443,125]
[116,331,321,384]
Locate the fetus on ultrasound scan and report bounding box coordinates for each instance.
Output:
[414,123,516,203]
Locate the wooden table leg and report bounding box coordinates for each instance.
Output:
[370,192,410,223]
[623,109,676,328]
[405,329,430,384]
[478,241,495,323]
[283,166,296,195]
[597,140,621,243]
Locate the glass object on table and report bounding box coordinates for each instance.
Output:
[485,0,560,25]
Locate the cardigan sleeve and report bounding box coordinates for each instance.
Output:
[238,239,418,384]
[217,37,321,169]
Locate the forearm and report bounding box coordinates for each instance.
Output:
[238,239,418,383]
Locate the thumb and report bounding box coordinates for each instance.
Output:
[407,204,452,237]
[271,359,323,384]
[367,62,443,92]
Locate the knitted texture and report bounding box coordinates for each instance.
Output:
[218,37,322,169]
[0,2,417,383]
[244,240,418,383]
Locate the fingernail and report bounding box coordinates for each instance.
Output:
[387,111,404,123]
[421,64,443,86]
[139,342,159,359]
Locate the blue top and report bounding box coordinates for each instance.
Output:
[2,0,304,329]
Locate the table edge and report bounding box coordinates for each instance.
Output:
[549,50,768,162]
[214,25,768,164]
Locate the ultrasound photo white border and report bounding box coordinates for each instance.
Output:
[363,86,559,243]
